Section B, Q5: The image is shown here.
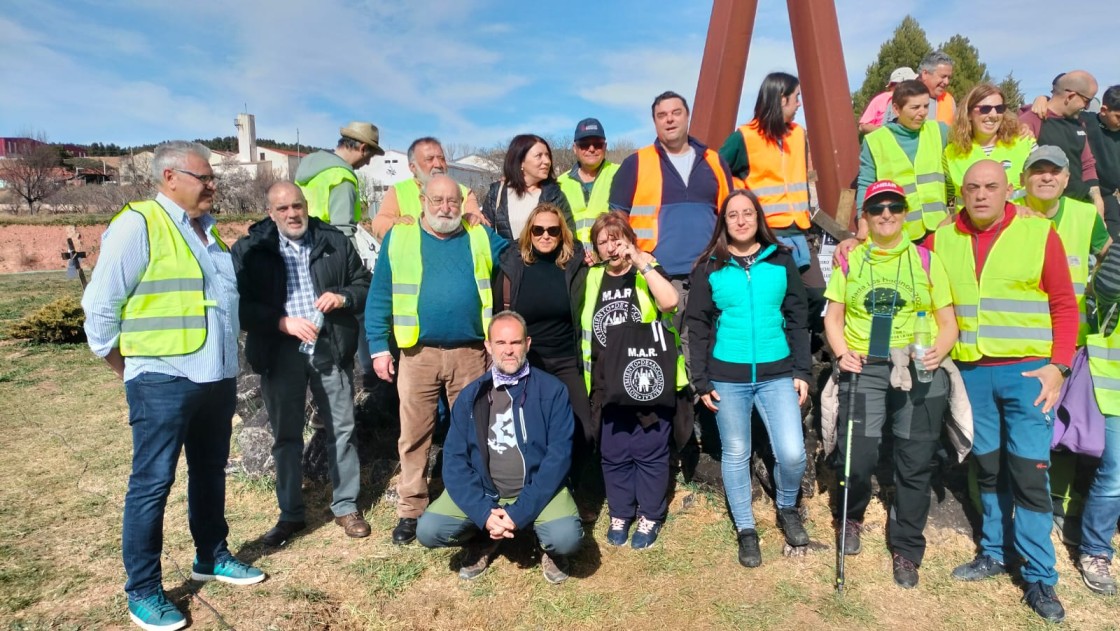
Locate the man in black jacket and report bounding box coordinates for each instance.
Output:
[233,181,371,545]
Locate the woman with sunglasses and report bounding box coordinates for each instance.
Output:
[493,203,596,516]
[944,83,1035,206]
[483,134,574,241]
[823,180,959,589]
[685,189,811,568]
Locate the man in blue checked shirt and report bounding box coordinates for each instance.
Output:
[82,141,264,631]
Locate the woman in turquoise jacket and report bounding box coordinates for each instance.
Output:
[685,189,811,568]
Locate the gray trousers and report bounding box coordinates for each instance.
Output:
[261,340,360,521]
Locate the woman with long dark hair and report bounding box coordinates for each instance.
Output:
[685,189,811,568]
[483,134,574,240]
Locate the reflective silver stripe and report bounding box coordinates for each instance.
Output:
[634,229,655,240]
[1072,282,1086,294]
[477,278,491,291]
[1089,345,1120,361]
[132,278,205,295]
[576,218,597,229]
[916,173,945,184]
[955,304,978,318]
[959,330,978,344]
[906,210,924,222]
[761,201,810,214]
[630,205,657,216]
[482,307,493,319]
[979,298,1050,314]
[901,183,918,194]
[976,325,1053,341]
[1092,376,1120,391]
[121,315,206,332]
[922,201,947,213]
[582,331,592,342]
[392,283,419,295]
[393,315,418,326]
[752,183,809,196]
[787,182,809,193]
[584,360,593,373]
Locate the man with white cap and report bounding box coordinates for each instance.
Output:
[859,67,918,135]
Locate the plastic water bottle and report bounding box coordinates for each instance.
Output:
[913,311,933,383]
[299,310,324,356]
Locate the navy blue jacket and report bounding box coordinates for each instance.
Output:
[444,368,574,530]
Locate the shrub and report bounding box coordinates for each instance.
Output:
[8,296,86,343]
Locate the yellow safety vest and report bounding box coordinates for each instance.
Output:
[866,121,948,240]
[579,265,688,393]
[387,221,493,348]
[935,215,1054,361]
[943,135,1034,205]
[115,200,226,357]
[394,179,472,219]
[557,161,620,248]
[1052,197,1097,344]
[296,165,362,224]
[1087,317,1120,416]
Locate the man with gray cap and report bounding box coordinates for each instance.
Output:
[859,67,918,135]
[556,118,620,249]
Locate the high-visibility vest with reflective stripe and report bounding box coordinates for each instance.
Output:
[944,135,1034,206]
[1053,197,1097,344]
[386,221,493,348]
[866,121,947,240]
[630,145,730,252]
[115,200,226,357]
[934,216,1054,361]
[394,178,472,220]
[296,165,362,224]
[738,122,811,230]
[557,161,620,247]
[1087,324,1120,416]
[579,265,688,393]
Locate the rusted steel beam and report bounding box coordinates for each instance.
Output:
[691,0,758,150]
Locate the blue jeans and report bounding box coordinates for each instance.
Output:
[959,360,1057,586]
[1081,415,1120,559]
[711,379,806,531]
[122,373,235,600]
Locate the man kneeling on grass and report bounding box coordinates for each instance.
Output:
[416,310,583,583]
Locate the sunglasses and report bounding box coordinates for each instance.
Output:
[531,225,561,237]
[974,104,1007,115]
[576,140,605,150]
[865,202,907,216]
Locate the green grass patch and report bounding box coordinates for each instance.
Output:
[349,556,426,597]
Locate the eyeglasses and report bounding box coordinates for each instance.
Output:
[530,225,561,237]
[174,169,219,186]
[865,202,907,216]
[576,140,605,151]
[974,104,1007,115]
[1067,89,1099,109]
[725,210,757,222]
[424,196,462,209]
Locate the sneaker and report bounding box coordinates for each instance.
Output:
[1022,581,1066,623]
[191,556,266,586]
[606,517,633,547]
[737,529,762,568]
[630,517,662,550]
[1079,553,1118,596]
[951,554,1007,582]
[458,540,500,581]
[540,551,570,584]
[838,519,861,556]
[892,552,919,589]
[776,507,810,547]
[127,590,185,631]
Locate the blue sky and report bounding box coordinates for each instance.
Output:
[0,0,1113,153]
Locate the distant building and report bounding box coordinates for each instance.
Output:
[0,137,88,159]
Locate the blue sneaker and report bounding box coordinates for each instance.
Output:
[128,590,185,631]
[630,517,662,550]
[190,556,266,585]
[606,517,633,546]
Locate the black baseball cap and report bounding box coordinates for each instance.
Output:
[574,118,606,142]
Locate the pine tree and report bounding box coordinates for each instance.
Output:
[851,16,933,119]
[936,34,990,102]
[997,73,1025,110]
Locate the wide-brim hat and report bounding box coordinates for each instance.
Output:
[340,121,386,156]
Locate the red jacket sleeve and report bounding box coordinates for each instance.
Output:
[1039,228,1078,365]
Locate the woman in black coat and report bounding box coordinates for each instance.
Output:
[482,134,574,240]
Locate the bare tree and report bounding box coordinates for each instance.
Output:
[0,143,69,214]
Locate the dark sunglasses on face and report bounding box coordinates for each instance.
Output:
[974,104,1007,115]
[577,140,605,150]
[865,202,907,216]
[531,225,562,237]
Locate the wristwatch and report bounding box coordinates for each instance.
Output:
[1051,363,1072,378]
[340,294,350,308]
[639,262,656,275]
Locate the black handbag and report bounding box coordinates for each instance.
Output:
[599,318,678,408]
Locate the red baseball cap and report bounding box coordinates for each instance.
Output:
[864,180,905,204]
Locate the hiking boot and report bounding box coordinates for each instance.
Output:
[334,512,371,538]
[540,551,570,584]
[127,589,185,631]
[606,517,632,547]
[1079,553,1118,596]
[1022,581,1065,623]
[190,556,266,586]
[777,507,810,547]
[737,529,762,568]
[892,552,919,589]
[458,540,500,581]
[392,517,418,545]
[630,517,662,550]
[951,554,1007,582]
[260,519,306,547]
[838,520,861,556]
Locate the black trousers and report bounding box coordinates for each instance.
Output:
[530,352,599,495]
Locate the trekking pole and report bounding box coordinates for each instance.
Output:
[836,371,858,595]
